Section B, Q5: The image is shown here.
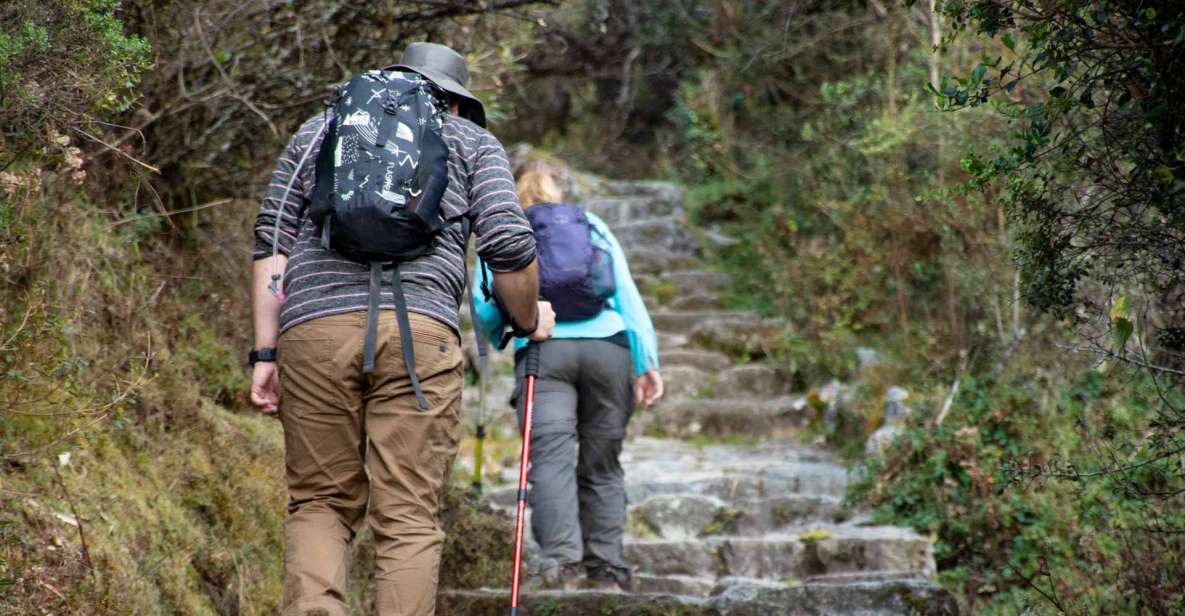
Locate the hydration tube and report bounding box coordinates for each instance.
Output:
[267,108,332,299]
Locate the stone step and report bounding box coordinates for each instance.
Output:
[624,461,850,503]
[669,290,723,310]
[610,216,700,255]
[624,526,935,580]
[629,493,848,540]
[659,365,714,400]
[484,458,850,511]
[649,310,761,334]
[631,572,930,599]
[657,330,690,350]
[630,573,719,596]
[715,363,791,399]
[584,195,681,226]
[637,396,814,439]
[637,269,731,298]
[440,589,708,616]
[600,179,685,205]
[624,247,701,274]
[707,579,956,615]
[689,315,783,358]
[660,349,732,372]
[649,364,796,409]
[439,579,957,615]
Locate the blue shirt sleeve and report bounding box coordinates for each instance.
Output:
[590,213,660,375]
[471,257,509,351]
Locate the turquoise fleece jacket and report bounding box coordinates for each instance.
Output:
[472,211,660,376]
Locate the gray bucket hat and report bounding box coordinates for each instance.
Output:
[390,42,486,127]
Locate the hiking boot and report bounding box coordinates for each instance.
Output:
[584,564,633,593]
[556,563,583,591]
[535,559,583,591]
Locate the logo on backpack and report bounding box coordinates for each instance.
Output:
[527,203,617,322]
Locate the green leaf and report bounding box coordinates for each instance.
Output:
[1114,318,1133,357]
[1002,31,1017,51]
[970,64,988,86]
[1110,295,1130,321]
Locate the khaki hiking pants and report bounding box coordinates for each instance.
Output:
[276,311,464,616]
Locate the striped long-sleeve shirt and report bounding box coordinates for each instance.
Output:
[253,112,536,334]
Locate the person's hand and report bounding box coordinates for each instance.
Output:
[529,301,556,342]
[634,369,664,408]
[251,361,280,414]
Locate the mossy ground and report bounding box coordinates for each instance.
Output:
[0,186,511,614]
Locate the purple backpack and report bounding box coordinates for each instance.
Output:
[526,203,617,321]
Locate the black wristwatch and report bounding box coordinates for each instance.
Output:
[511,310,540,339]
[249,347,278,365]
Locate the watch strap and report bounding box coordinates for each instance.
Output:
[249,347,278,365]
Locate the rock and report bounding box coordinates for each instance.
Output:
[626,528,934,579]
[715,364,789,399]
[726,495,848,535]
[865,425,904,454]
[883,386,912,423]
[439,589,712,616]
[625,247,701,274]
[650,310,760,334]
[690,317,782,358]
[440,579,958,615]
[660,365,713,400]
[856,347,883,371]
[660,349,732,372]
[865,387,913,453]
[632,574,719,597]
[625,463,850,505]
[625,539,719,577]
[698,225,740,249]
[642,397,813,439]
[612,216,700,255]
[705,579,958,615]
[808,526,936,578]
[630,494,722,540]
[601,179,686,209]
[658,331,690,350]
[661,269,731,294]
[583,195,679,225]
[814,380,853,434]
[669,290,722,310]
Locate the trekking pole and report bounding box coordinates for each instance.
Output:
[509,343,541,616]
[471,366,488,492]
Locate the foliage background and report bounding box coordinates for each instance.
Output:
[3,0,1183,614]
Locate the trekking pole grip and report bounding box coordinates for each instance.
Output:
[524,343,541,378]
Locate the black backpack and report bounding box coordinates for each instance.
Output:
[268,69,462,411]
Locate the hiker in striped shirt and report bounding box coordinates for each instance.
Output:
[248,43,555,616]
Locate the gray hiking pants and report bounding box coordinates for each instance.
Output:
[512,338,634,572]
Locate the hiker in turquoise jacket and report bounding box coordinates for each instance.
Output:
[473,162,663,590]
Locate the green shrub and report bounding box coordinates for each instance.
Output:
[851,360,1185,613]
[0,0,150,150]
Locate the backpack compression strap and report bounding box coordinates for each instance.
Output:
[362,263,383,375]
[389,263,429,411]
[360,262,430,411]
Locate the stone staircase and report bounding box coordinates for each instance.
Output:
[442,168,956,615]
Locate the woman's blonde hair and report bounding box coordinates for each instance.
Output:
[515,162,563,208]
